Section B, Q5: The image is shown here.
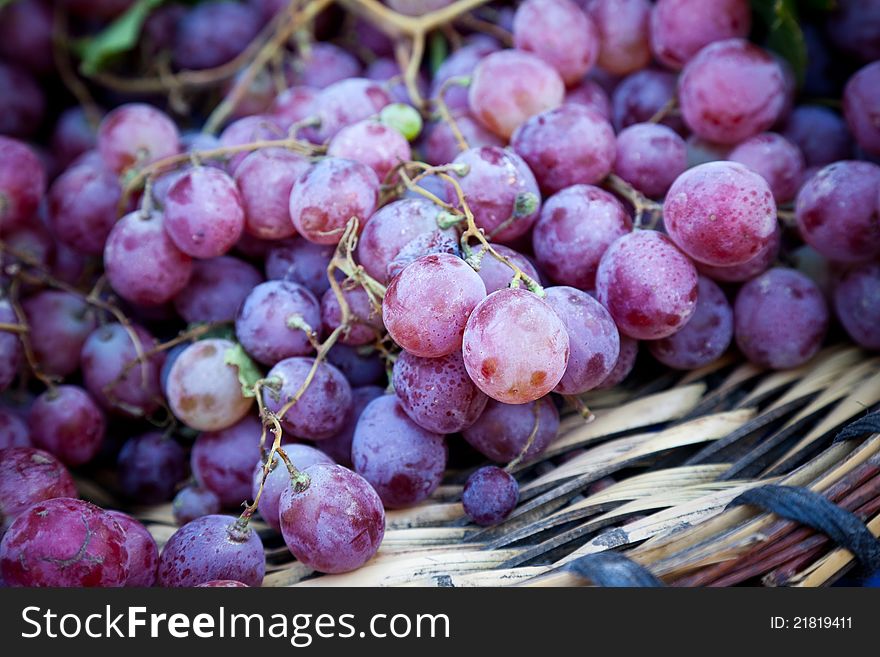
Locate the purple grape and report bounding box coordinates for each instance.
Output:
[664,161,778,267]
[0,62,44,138]
[166,339,254,431]
[172,485,221,526]
[321,285,383,347]
[365,57,427,105]
[565,77,612,119]
[596,335,638,389]
[833,263,880,350]
[289,158,379,245]
[649,0,750,69]
[795,161,880,264]
[734,268,829,369]
[586,0,651,75]
[462,397,560,463]
[472,244,541,295]
[28,385,105,467]
[106,511,159,588]
[309,78,391,143]
[468,50,565,139]
[0,136,45,231]
[173,256,262,324]
[288,42,361,89]
[533,184,632,290]
[697,224,781,283]
[596,231,698,340]
[0,447,76,535]
[263,357,352,440]
[104,210,193,306]
[270,86,319,132]
[252,443,334,531]
[265,238,334,297]
[279,463,384,573]
[80,322,164,418]
[827,0,880,63]
[648,276,733,370]
[320,386,385,467]
[192,415,262,508]
[543,286,619,394]
[218,115,282,173]
[423,113,502,167]
[511,104,615,195]
[0,0,53,75]
[844,62,880,157]
[117,433,187,504]
[728,132,805,204]
[21,291,97,378]
[463,288,570,404]
[327,119,411,182]
[431,37,500,112]
[0,300,21,392]
[3,221,54,274]
[326,344,385,388]
[613,123,687,198]
[352,394,447,508]
[173,1,261,71]
[51,107,98,169]
[0,409,29,449]
[612,69,682,133]
[1,498,129,587]
[386,229,461,281]
[678,39,786,144]
[157,514,264,587]
[383,254,486,358]
[781,105,852,168]
[462,466,519,526]
[97,103,180,174]
[234,148,310,240]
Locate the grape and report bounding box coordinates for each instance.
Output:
[157,514,264,587]
[173,1,262,71]
[649,0,751,70]
[0,62,44,138]
[4,221,54,273]
[596,231,698,340]
[289,42,361,89]
[612,69,683,132]
[117,433,187,504]
[462,466,519,526]
[386,229,461,280]
[197,579,248,587]
[543,286,620,394]
[28,386,105,467]
[173,256,263,324]
[423,113,503,166]
[462,397,560,463]
[234,148,310,240]
[392,350,488,434]
[468,50,566,139]
[106,511,159,588]
[265,238,334,298]
[320,386,385,467]
[235,280,321,365]
[734,268,829,369]
[354,18,394,58]
[727,132,805,204]
[352,394,447,508]
[697,224,781,283]
[596,335,638,389]
[0,0,53,75]
[511,104,616,195]
[564,78,612,119]
[648,276,733,370]
[532,184,632,290]
[164,167,245,258]
[262,357,352,440]
[781,105,852,168]
[664,161,777,267]
[445,146,541,242]
[843,62,880,157]
[22,291,97,378]
[218,115,283,173]
[0,447,76,535]
[172,485,221,526]
[48,157,121,256]
[309,78,392,143]
[0,409,29,449]
[166,339,254,431]
[471,244,541,295]
[80,322,164,417]
[383,254,486,358]
[586,0,651,75]
[0,136,45,231]
[51,107,99,170]
[280,463,384,573]
[270,86,319,132]
[326,344,385,388]
[326,119,411,182]
[104,210,193,306]
[794,161,880,264]
[0,498,128,587]
[252,444,334,531]
[289,158,379,245]
[678,39,786,145]
[192,415,262,508]
[97,103,181,174]
[357,198,443,283]
[431,37,499,112]
[833,263,880,350]
[827,0,880,62]
[613,123,687,198]
[462,288,569,403]
[321,285,383,346]
[365,58,428,106]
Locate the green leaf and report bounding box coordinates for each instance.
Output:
[76,0,165,75]
[750,0,807,85]
[224,343,263,398]
[429,31,448,77]
[191,322,236,342]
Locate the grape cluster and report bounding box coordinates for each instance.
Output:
[1,0,879,587]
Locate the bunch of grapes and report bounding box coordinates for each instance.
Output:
[1,0,879,587]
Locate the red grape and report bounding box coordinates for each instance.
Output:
[22,291,97,378]
[327,119,411,182]
[0,136,45,231]
[320,386,385,467]
[614,123,687,198]
[827,0,880,63]
[612,69,683,132]
[462,397,560,463]
[728,132,805,204]
[289,42,362,89]
[833,263,880,350]
[310,78,392,143]
[0,447,76,535]
[234,148,310,240]
[218,115,282,173]
[472,244,541,295]
[51,107,99,170]
[565,78,612,119]
[0,0,53,75]
[586,0,651,75]
[321,285,383,346]
[173,255,263,324]
[782,105,852,168]
[192,415,262,508]
[97,103,180,174]
[697,224,781,283]
[106,511,159,588]
[596,335,638,389]
[117,432,187,504]
[172,1,262,70]
[843,61,880,156]
[270,86,319,132]
[28,385,105,467]
[0,62,44,138]
[326,345,385,388]
[0,408,29,449]
[172,485,221,526]
[431,36,499,112]
[386,229,461,280]
[462,466,519,526]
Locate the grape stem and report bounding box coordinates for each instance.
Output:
[432,76,473,153]
[603,173,663,230]
[564,395,596,423]
[5,274,58,391]
[648,97,678,125]
[0,322,28,334]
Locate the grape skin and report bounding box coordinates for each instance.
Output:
[252,444,334,531]
[51,107,98,169]
[0,409,29,449]
[586,0,651,76]
[462,466,519,526]
[423,113,504,167]
[596,231,698,340]
[172,485,221,526]
[172,1,262,71]
[843,61,880,157]
[612,69,683,133]
[234,148,310,240]
[0,61,44,138]
[0,301,21,392]
[473,245,541,295]
[326,345,386,388]
[0,136,45,231]
[192,415,263,508]
[462,397,560,463]
[270,86,319,132]
[0,0,54,75]
[431,37,500,112]
[173,256,263,324]
[321,285,383,347]
[218,115,283,173]
[462,288,570,404]
[0,447,76,536]
[97,103,181,174]
[290,42,362,89]
[728,133,805,204]
[697,224,781,283]
[596,335,638,389]
[106,511,159,588]
[734,268,829,370]
[28,385,105,467]
[309,78,392,143]
[22,290,97,378]
[265,238,335,297]
[386,230,461,281]
[352,394,447,508]
[327,120,411,182]
[781,105,852,168]
[117,432,187,504]
[833,263,880,351]
[613,123,687,198]
[564,78,612,119]
[320,386,386,467]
